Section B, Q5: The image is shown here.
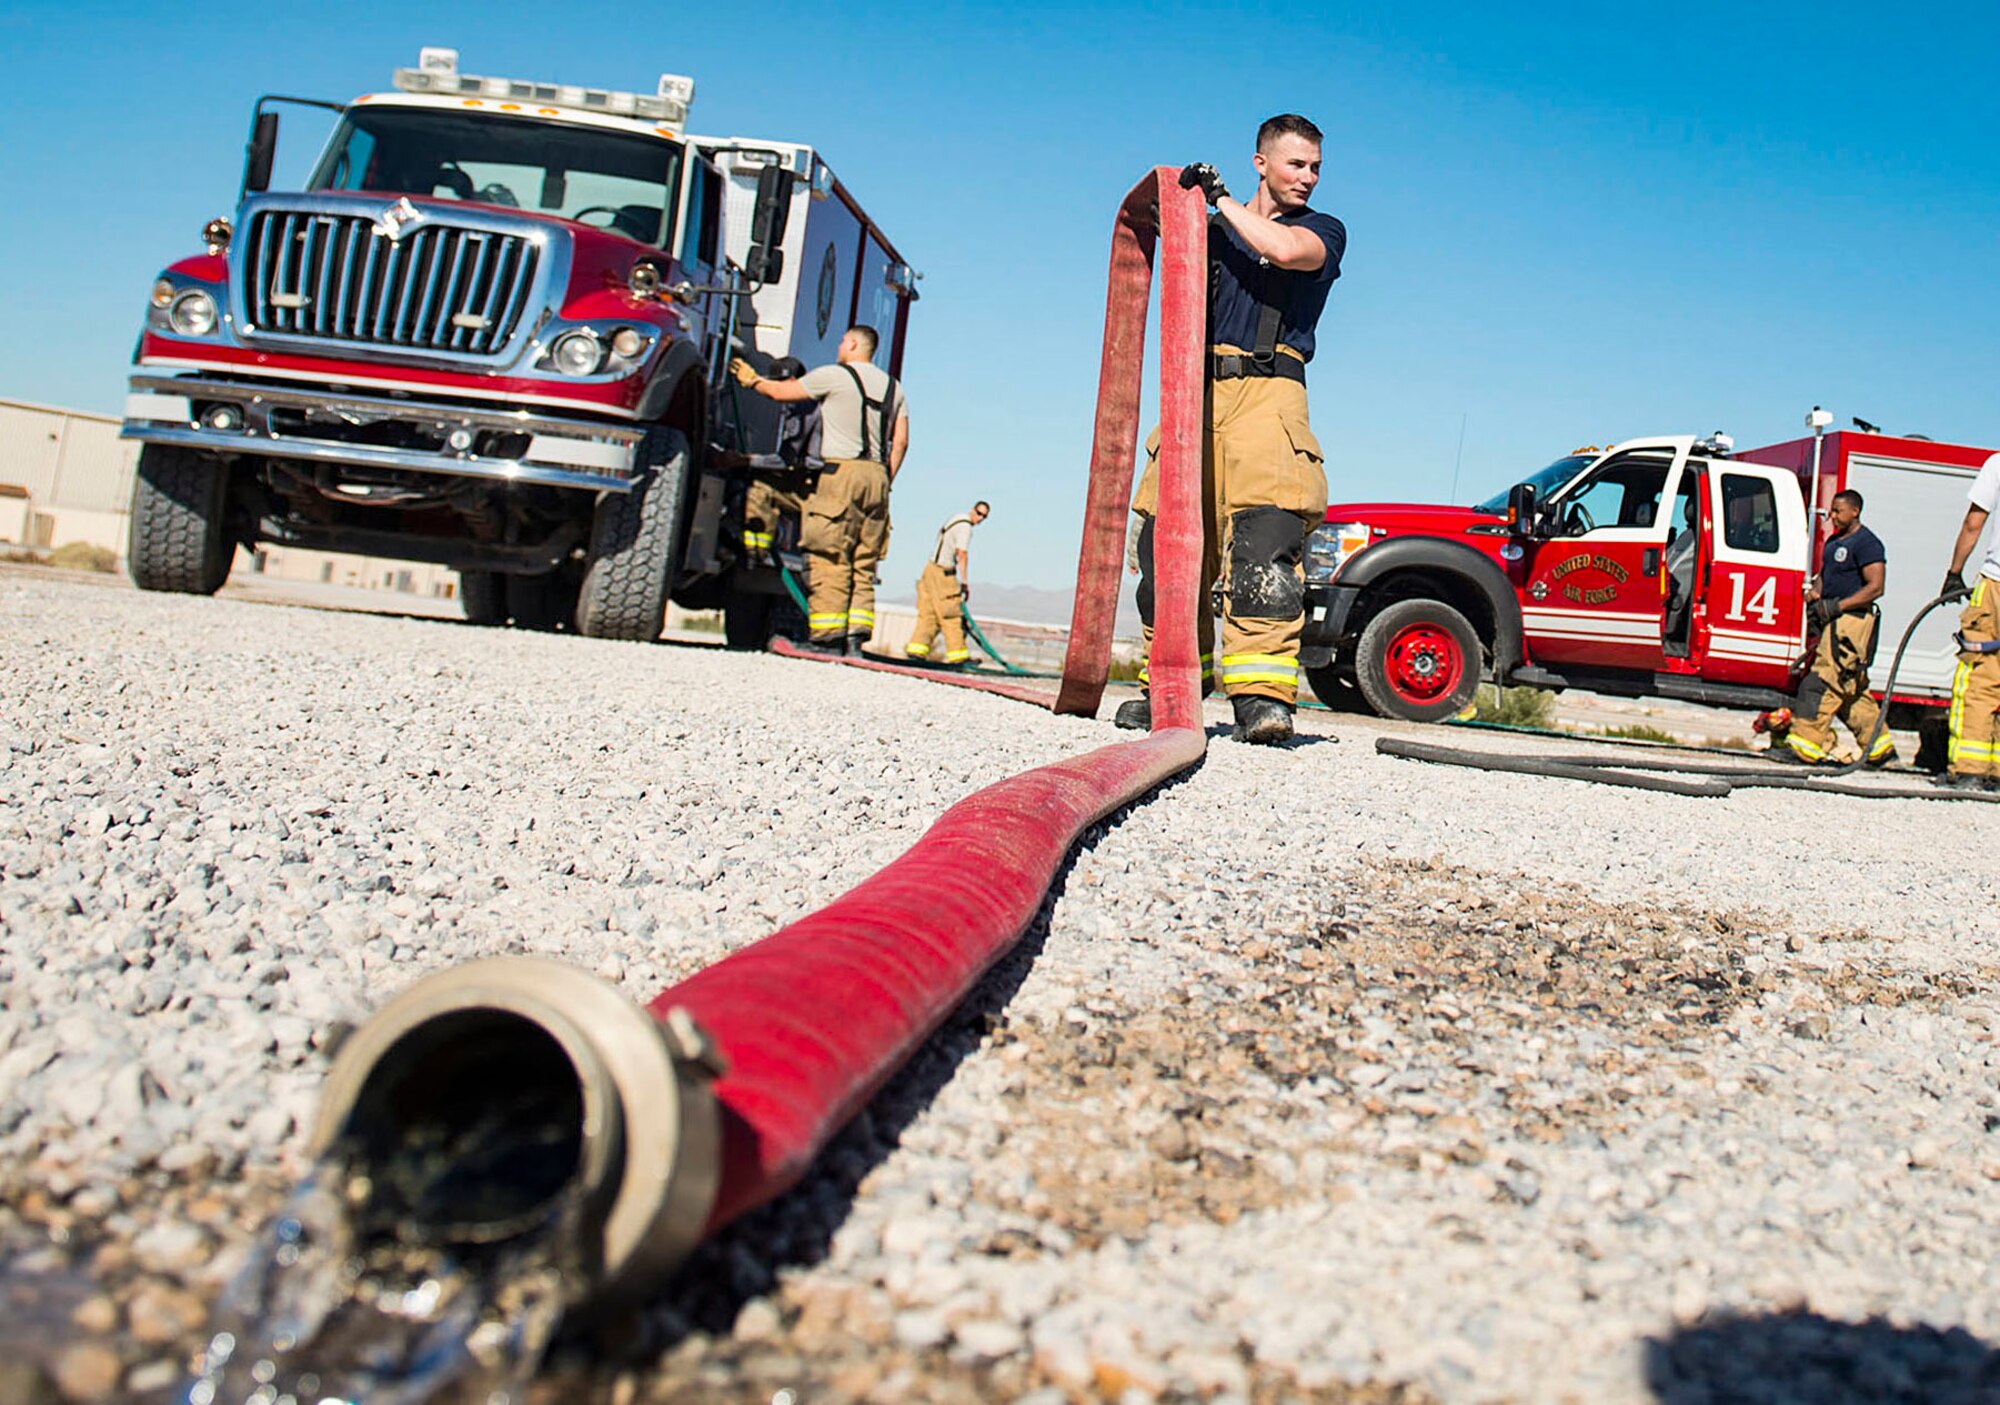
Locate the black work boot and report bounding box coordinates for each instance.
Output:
[1112,696,1151,730]
[1231,694,1295,745]
[798,636,847,656]
[846,633,870,657]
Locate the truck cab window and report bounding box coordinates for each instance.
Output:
[309,107,684,248]
[1721,474,1780,552]
[1555,451,1674,535]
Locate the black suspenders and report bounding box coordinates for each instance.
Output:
[839,364,900,462]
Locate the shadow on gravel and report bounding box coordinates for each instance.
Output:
[1644,1309,2000,1404]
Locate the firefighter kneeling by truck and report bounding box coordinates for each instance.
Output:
[1775,488,1896,767]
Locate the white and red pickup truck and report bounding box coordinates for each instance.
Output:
[1300,416,1996,764]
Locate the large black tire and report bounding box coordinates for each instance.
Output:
[1353,598,1483,723]
[1304,663,1372,713]
[576,426,690,641]
[459,570,507,626]
[506,569,582,633]
[128,445,232,594]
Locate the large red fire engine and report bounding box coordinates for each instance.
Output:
[1300,414,1997,762]
[119,47,918,640]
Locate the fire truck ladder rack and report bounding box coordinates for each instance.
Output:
[309,168,1213,1312]
[1380,590,1998,801]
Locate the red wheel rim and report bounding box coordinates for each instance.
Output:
[1384,623,1463,703]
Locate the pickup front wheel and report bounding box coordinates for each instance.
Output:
[128,445,232,595]
[1354,598,1482,723]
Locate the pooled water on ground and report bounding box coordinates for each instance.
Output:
[179,1106,585,1405]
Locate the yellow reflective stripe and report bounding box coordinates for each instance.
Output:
[1949,657,1974,762]
[1220,671,1301,686]
[742,531,774,548]
[849,611,876,627]
[945,649,971,662]
[1866,733,1895,759]
[1218,653,1296,667]
[809,613,848,630]
[905,644,931,657]
[1786,734,1829,761]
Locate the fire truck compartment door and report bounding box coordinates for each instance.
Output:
[1700,463,1809,688]
[1845,451,1992,699]
[1520,445,1684,669]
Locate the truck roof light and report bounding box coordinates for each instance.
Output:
[1696,431,1735,457]
[393,49,694,125]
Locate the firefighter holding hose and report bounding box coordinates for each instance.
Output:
[1778,489,1896,767]
[1115,114,1346,744]
[906,502,989,666]
[1936,450,2000,789]
[735,325,908,655]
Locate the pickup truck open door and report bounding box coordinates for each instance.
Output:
[1695,462,1811,690]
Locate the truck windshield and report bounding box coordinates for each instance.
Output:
[308,107,683,247]
[1473,454,1594,512]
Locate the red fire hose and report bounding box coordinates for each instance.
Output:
[314,168,1212,1302]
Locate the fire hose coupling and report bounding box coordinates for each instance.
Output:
[310,958,723,1306]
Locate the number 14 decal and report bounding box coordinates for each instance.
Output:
[1724,572,1780,626]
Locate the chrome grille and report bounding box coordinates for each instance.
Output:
[243,209,538,356]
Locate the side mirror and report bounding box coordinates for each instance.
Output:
[243,111,278,195]
[1507,482,1539,536]
[744,163,791,284]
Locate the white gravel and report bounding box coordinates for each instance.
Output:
[3,565,1997,1403]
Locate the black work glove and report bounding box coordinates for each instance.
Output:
[1940,570,1973,604]
[1179,163,1230,205]
[1812,597,1842,627]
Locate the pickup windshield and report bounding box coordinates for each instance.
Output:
[1473,454,1595,512]
[308,107,683,247]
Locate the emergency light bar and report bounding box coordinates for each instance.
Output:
[394,47,695,126]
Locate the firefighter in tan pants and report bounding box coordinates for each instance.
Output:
[1114,115,1346,745]
[906,502,989,665]
[1781,489,1894,766]
[1936,450,2000,789]
[735,325,908,654]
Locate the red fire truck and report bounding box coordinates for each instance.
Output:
[1300,416,1997,762]
[119,47,918,639]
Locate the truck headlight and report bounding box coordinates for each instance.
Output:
[552,329,603,376]
[1304,521,1372,584]
[168,288,218,337]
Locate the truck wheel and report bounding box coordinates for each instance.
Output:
[128,445,232,594]
[507,569,582,633]
[459,570,507,626]
[1354,599,1482,723]
[1304,664,1370,713]
[576,427,689,641]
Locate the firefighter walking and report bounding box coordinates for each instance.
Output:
[906,502,989,666]
[1114,114,1345,745]
[1779,489,1893,766]
[1936,450,2000,789]
[734,325,908,654]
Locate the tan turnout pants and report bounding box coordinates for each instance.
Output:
[1785,610,1891,762]
[1131,348,1328,703]
[1949,579,2000,778]
[906,562,969,663]
[746,460,889,641]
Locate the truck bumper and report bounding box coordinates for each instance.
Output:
[120,373,644,493]
[1298,583,1360,668]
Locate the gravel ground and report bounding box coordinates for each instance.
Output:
[2,565,1997,1404]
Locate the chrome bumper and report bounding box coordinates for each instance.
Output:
[120,374,642,493]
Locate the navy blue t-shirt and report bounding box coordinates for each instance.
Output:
[1208,207,1346,363]
[1819,523,1885,605]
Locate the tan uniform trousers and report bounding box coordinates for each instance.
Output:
[906,562,969,663]
[745,461,889,642]
[1785,610,1891,763]
[1948,578,2000,778]
[1131,348,1327,703]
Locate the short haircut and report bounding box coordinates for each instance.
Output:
[973,501,991,515]
[1257,114,1324,151]
[845,324,879,357]
[1833,488,1864,511]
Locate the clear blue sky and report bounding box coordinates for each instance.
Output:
[4,1,1998,591]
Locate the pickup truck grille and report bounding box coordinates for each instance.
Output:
[243,209,539,357]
